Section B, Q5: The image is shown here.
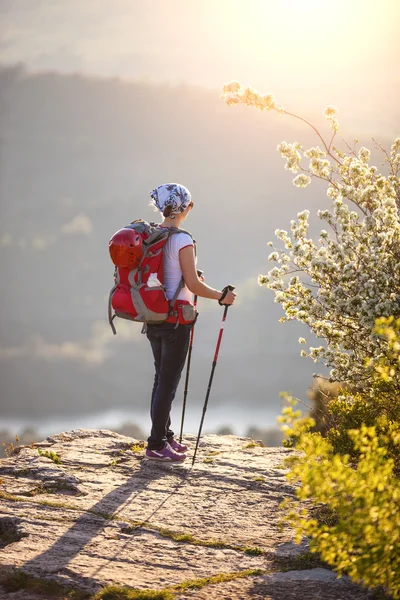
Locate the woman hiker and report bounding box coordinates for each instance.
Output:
[145,183,236,462]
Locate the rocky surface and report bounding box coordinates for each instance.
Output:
[0,430,374,599]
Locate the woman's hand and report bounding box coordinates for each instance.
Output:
[219,287,236,306]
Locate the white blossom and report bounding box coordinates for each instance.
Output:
[293,174,312,188]
[358,147,371,163]
[304,147,326,159]
[278,142,302,173]
[260,138,400,391]
[324,106,339,131]
[221,82,400,393]
[222,81,241,94]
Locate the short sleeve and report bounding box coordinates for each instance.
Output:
[175,232,194,253]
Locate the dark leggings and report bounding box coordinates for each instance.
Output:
[146,322,193,449]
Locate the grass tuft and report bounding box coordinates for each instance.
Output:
[157,528,194,543]
[27,482,79,497]
[243,546,264,556]
[93,569,265,599]
[274,551,326,572]
[173,569,264,592]
[242,441,259,449]
[131,442,146,454]
[1,569,89,598]
[93,586,174,600]
[37,498,79,510]
[38,449,62,464]
[0,490,20,502]
[88,509,116,521]
[14,468,31,477]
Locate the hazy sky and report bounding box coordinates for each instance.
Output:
[1,0,399,133]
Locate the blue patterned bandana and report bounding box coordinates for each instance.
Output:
[150,183,192,217]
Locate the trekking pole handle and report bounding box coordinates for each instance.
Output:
[218,285,235,306]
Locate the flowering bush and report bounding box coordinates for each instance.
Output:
[222,82,400,596]
[222,81,400,392]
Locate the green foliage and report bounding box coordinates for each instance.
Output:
[280,411,400,598]
[38,449,62,464]
[278,318,400,598]
[370,316,400,384]
[303,320,400,475]
[326,387,400,475]
[278,394,313,448]
[307,377,344,435]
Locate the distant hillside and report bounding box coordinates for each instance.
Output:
[0,64,394,427]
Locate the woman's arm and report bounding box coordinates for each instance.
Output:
[179,245,222,300]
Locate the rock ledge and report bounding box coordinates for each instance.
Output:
[0,430,373,599]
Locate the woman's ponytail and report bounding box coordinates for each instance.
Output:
[163,205,174,219]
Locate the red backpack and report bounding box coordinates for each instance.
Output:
[108,220,194,334]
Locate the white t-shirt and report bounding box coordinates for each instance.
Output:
[163,231,195,303]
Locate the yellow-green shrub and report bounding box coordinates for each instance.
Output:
[326,387,400,475]
[281,404,400,598]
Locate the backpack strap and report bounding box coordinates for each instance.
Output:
[108,266,120,334]
[161,225,196,257]
[163,227,196,316]
[108,286,117,335]
[149,223,196,251]
[169,276,185,309]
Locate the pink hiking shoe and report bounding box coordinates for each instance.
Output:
[168,438,189,453]
[145,442,186,462]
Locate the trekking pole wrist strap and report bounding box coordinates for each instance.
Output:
[218,285,235,306]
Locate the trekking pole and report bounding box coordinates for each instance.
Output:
[191,285,235,466]
[179,269,203,443]
[179,293,198,443]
